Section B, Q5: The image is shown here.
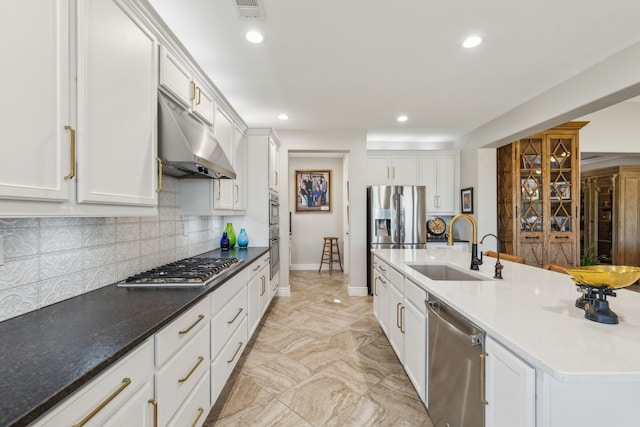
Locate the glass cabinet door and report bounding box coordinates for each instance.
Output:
[548,137,573,234]
[519,138,543,232]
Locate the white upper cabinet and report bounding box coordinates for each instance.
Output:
[76,0,158,206]
[213,107,234,210]
[0,0,71,202]
[0,0,160,216]
[419,151,459,215]
[233,125,247,211]
[159,46,214,125]
[268,137,280,193]
[367,153,418,186]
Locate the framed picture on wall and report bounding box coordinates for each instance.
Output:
[461,187,473,214]
[295,170,331,212]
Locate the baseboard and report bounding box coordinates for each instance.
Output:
[348,286,369,297]
[290,263,343,271]
[275,286,290,297]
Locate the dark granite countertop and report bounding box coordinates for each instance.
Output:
[0,247,269,427]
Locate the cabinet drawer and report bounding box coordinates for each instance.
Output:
[33,339,154,427]
[211,270,246,314]
[247,254,269,281]
[390,266,404,293]
[405,278,427,314]
[211,317,247,405]
[167,370,210,427]
[376,258,390,280]
[156,324,210,426]
[102,379,154,427]
[212,285,248,358]
[155,298,210,367]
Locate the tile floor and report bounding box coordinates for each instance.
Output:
[204,270,433,426]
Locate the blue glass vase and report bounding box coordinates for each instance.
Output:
[220,232,230,250]
[237,228,249,248]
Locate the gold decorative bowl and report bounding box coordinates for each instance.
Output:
[566,265,640,289]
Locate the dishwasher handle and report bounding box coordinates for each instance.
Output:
[426,300,483,347]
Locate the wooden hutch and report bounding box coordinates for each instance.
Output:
[497,122,588,267]
[581,165,640,266]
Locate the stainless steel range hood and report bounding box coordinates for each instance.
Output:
[158,91,235,179]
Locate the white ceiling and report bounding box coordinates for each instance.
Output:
[147,0,640,144]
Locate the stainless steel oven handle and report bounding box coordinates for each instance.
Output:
[426,300,483,346]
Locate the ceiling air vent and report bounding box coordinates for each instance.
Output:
[234,0,266,20]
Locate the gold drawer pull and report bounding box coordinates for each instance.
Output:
[178,356,204,383]
[227,308,243,324]
[64,125,76,180]
[227,342,243,363]
[191,407,205,427]
[179,314,205,335]
[148,399,158,427]
[72,378,131,427]
[190,81,196,101]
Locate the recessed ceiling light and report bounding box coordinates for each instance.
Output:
[397,115,408,122]
[278,114,289,120]
[462,35,482,48]
[245,30,264,43]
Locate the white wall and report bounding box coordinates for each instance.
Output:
[289,157,344,268]
[579,101,640,152]
[276,129,368,296]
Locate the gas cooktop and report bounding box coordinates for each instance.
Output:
[117,257,242,288]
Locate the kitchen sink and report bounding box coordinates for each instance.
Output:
[407,264,486,281]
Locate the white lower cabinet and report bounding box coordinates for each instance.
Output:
[372,257,390,335]
[211,317,248,403]
[247,254,270,336]
[485,336,535,427]
[402,279,427,403]
[102,379,155,427]
[167,371,210,427]
[383,263,428,404]
[32,339,155,427]
[155,324,210,426]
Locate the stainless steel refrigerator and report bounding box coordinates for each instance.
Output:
[367,185,427,294]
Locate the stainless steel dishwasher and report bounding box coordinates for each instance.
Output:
[427,294,486,427]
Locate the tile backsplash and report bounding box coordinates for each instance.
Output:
[0,177,224,323]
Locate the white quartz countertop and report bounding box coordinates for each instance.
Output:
[372,248,640,382]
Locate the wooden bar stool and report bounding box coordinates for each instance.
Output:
[319,237,343,272]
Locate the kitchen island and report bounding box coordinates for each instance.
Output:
[0,247,269,427]
[373,247,640,427]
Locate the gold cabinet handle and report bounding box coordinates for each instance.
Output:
[252,265,261,272]
[178,356,204,383]
[156,157,163,192]
[227,342,243,363]
[400,306,405,333]
[64,125,76,180]
[179,314,205,335]
[196,86,202,105]
[396,303,402,329]
[275,170,278,185]
[260,276,266,296]
[235,184,239,203]
[190,81,196,101]
[216,180,221,200]
[72,378,131,427]
[191,407,205,427]
[227,308,243,324]
[148,399,158,427]
[480,352,488,405]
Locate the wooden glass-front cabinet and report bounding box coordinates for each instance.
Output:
[581,166,640,266]
[497,122,588,267]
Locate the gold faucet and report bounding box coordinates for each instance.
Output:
[448,214,481,270]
